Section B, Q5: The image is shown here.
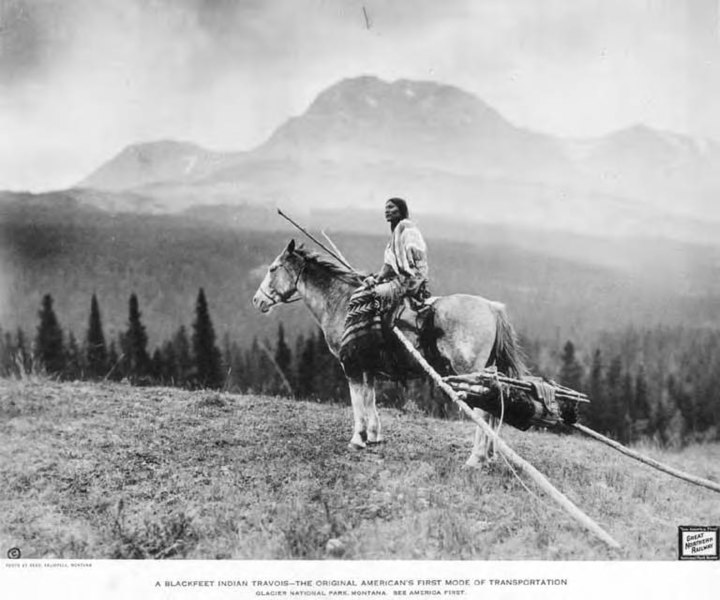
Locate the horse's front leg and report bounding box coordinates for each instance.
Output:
[348,378,368,450]
[465,409,497,467]
[362,372,382,444]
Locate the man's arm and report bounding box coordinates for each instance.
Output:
[376,263,394,282]
[363,263,394,287]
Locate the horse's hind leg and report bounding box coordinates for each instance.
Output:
[484,414,498,459]
[347,378,368,450]
[465,419,484,468]
[465,410,498,468]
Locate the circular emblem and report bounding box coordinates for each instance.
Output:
[7,547,21,559]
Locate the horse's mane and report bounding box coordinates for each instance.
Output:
[294,244,364,286]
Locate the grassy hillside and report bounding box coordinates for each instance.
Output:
[1,378,719,560]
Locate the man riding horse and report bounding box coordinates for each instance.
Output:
[253,200,525,457]
[366,197,430,309]
[339,198,430,378]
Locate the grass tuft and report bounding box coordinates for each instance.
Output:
[108,501,199,559]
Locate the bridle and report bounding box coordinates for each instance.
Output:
[258,260,305,307]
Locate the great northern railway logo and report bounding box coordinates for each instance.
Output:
[678,526,719,560]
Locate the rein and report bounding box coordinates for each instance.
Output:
[260,261,305,307]
[264,210,365,311]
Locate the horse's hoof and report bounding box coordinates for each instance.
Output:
[348,441,366,451]
[464,455,489,469]
[366,435,384,445]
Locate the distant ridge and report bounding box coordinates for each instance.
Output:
[71,75,720,239]
[79,139,238,191]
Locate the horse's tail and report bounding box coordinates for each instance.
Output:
[490,302,527,378]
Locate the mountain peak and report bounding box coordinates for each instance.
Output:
[79,139,226,191]
[257,75,525,172]
[305,75,502,123]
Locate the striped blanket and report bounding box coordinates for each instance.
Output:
[339,281,385,377]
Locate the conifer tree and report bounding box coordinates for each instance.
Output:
[245,336,274,393]
[107,339,121,381]
[222,332,233,377]
[587,349,609,433]
[231,341,247,391]
[220,334,245,392]
[559,340,584,392]
[122,293,150,382]
[605,355,624,438]
[620,371,634,443]
[86,293,108,379]
[295,333,315,398]
[172,326,193,387]
[273,323,293,394]
[0,328,11,377]
[35,293,66,376]
[244,337,261,392]
[191,288,223,389]
[159,339,178,385]
[313,329,347,402]
[652,384,673,445]
[221,333,236,390]
[15,328,32,376]
[633,364,651,437]
[589,349,604,399]
[634,365,649,417]
[65,332,83,380]
[150,348,163,383]
[667,373,694,435]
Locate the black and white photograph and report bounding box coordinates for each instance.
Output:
[1,0,720,596]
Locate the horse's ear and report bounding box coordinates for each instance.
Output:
[286,239,296,254]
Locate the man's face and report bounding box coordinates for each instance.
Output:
[385,201,402,222]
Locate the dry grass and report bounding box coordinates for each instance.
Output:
[1,378,719,560]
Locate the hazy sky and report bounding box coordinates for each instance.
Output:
[1,0,719,191]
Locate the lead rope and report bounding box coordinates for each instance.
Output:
[492,368,546,512]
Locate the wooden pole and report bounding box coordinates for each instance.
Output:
[258,341,295,398]
[572,423,720,495]
[277,209,356,272]
[393,326,622,550]
[321,230,358,273]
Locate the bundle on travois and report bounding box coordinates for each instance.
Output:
[444,369,588,431]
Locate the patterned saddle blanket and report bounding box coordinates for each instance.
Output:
[339,281,434,379]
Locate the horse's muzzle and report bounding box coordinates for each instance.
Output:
[252,292,271,313]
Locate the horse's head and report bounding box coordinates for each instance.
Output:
[252,239,304,313]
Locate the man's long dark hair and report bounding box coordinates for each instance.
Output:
[387,197,409,220]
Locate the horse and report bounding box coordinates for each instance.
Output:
[252,239,527,465]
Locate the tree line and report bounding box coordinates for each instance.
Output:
[535,335,720,448]
[0,290,350,402]
[2,291,719,448]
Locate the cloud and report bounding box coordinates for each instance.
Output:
[411,0,717,138]
[0,0,69,86]
[1,0,719,190]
